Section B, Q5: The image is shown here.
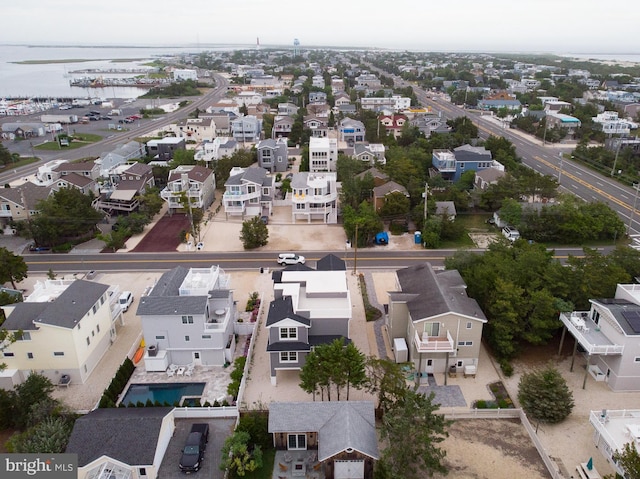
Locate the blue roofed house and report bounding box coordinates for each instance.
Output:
[546,111,582,136]
[432,144,497,182]
[386,263,487,381]
[339,118,366,146]
[268,401,379,479]
[136,265,237,369]
[66,407,175,479]
[266,255,351,385]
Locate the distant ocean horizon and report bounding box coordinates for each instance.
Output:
[1,44,638,99]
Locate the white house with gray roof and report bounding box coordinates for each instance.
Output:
[136,265,236,370]
[160,164,216,213]
[0,279,124,387]
[222,166,274,218]
[268,401,378,479]
[66,407,175,479]
[266,255,351,385]
[387,263,487,381]
[558,283,640,391]
[290,172,338,224]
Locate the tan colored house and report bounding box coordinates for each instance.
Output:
[386,263,487,379]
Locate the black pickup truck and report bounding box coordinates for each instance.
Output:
[179,423,209,473]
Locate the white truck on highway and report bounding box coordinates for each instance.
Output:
[40,114,78,124]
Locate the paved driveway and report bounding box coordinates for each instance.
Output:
[158,417,235,479]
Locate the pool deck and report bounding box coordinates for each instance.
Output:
[123,362,234,406]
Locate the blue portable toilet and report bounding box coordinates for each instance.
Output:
[375,232,389,245]
[414,231,422,244]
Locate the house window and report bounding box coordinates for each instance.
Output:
[466,322,472,329]
[185,336,190,342]
[280,327,297,340]
[458,341,473,347]
[97,325,100,333]
[635,357,640,363]
[423,322,440,337]
[182,316,194,324]
[288,434,306,450]
[17,332,31,341]
[92,304,98,314]
[202,335,212,339]
[54,352,65,356]
[27,352,34,359]
[155,335,165,340]
[280,352,297,363]
[3,352,14,357]
[86,337,90,346]
[139,468,147,476]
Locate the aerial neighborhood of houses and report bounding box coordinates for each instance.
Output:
[2,47,640,479]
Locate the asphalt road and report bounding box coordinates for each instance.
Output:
[402,77,640,234]
[0,73,230,185]
[22,246,593,274]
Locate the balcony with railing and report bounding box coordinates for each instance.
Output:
[414,330,455,353]
[223,190,260,202]
[204,308,230,331]
[559,312,624,355]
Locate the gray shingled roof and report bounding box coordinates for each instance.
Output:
[266,296,311,327]
[268,401,378,461]
[8,280,110,329]
[316,254,346,271]
[136,267,208,316]
[373,180,408,197]
[66,407,173,467]
[0,182,51,210]
[396,263,487,322]
[3,303,48,331]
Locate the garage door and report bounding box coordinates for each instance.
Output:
[334,460,364,479]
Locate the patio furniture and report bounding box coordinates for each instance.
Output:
[177,367,185,376]
[283,452,293,463]
[278,462,288,472]
[166,368,175,377]
[184,368,193,377]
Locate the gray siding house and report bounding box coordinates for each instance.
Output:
[257,138,289,173]
[136,266,236,370]
[266,255,351,385]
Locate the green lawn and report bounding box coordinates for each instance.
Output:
[35,133,103,150]
[0,157,39,171]
[438,212,493,248]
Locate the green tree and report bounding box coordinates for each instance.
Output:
[12,373,56,429]
[169,149,196,168]
[29,188,104,247]
[219,430,263,477]
[497,198,523,227]
[613,441,640,479]
[517,365,574,428]
[364,357,408,413]
[299,339,367,401]
[240,216,269,249]
[6,416,74,453]
[0,247,28,289]
[379,191,410,218]
[137,187,164,219]
[379,389,449,479]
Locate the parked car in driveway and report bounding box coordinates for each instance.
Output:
[179,423,209,473]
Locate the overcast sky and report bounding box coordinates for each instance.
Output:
[2,0,639,54]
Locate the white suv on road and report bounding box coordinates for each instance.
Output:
[277,253,306,265]
[502,226,521,242]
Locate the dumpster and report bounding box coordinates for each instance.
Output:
[414,231,422,244]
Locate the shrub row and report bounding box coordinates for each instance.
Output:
[98,357,135,408]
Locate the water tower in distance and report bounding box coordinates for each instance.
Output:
[293,38,300,57]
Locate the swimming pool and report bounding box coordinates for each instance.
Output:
[120,382,206,406]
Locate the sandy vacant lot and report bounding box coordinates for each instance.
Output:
[434,419,549,479]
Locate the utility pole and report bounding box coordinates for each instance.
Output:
[628,183,640,234]
[352,223,358,275]
[610,137,622,177]
[423,182,429,226]
[558,152,563,185]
